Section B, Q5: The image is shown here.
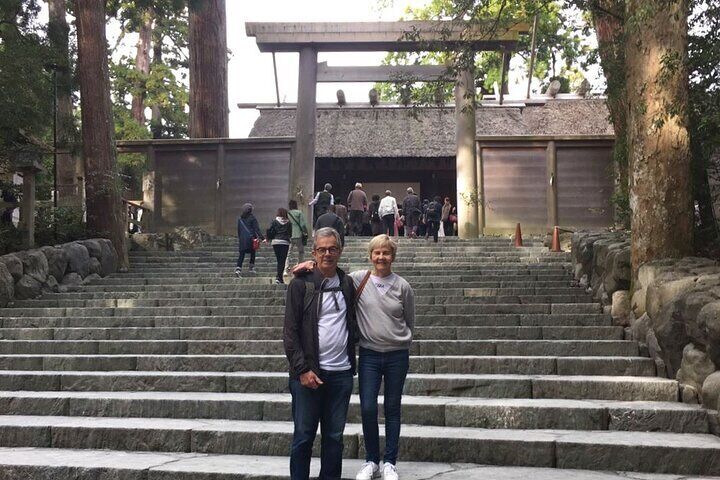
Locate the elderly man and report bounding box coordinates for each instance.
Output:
[401,187,421,239]
[283,227,358,480]
[347,182,368,236]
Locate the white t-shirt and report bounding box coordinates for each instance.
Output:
[378,196,398,217]
[317,275,351,371]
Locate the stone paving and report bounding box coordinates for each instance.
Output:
[0,236,718,479]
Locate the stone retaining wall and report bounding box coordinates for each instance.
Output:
[571,232,720,411]
[0,239,118,307]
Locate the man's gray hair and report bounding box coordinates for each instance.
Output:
[313,227,342,248]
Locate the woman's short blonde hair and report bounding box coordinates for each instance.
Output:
[367,234,397,259]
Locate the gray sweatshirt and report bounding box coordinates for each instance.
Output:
[349,270,415,352]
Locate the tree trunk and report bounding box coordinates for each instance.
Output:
[48,0,83,207]
[150,20,163,139]
[75,0,128,269]
[131,10,153,125]
[590,0,629,226]
[626,0,692,281]
[188,0,228,138]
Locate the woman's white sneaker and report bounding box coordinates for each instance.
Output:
[355,461,380,480]
[382,463,399,480]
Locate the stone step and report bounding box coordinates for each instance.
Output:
[1,314,613,329]
[1,448,717,480]
[10,295,595,309]
[0,339,637,357]
[78,280,577,292]
[0,304,602,318]
[0,392,707,433]
[0,416,717,474]
[0,326,625,341]
[0,371,678,401]
[41,287,587,300]
[0,354,654,376]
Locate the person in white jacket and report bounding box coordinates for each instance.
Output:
[378,190,398,237]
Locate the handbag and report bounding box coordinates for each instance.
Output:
[448,214,457,223]
[288,211,309,246]
[239,219,260,251]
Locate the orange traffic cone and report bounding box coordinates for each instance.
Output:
[551,226,561,252]
[514,223,523,247]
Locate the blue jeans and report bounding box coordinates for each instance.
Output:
[289,369,353,480]
[358,347,409,465]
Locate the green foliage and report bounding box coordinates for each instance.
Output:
[0,206,88,255]
[375,0,595,103]
[0,1,53,171]
[689,0,720,245]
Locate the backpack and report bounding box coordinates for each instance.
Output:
[370,203,380,222]
[426,202,438,216]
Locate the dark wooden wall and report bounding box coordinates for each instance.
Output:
[118,138,294,235]
[478,137,614,234]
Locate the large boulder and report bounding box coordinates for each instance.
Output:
[0,262,13,307]
[40,246,68,281]
[702,371,720,410]
[130,233,165,251]
[61,272,82,292]
[14,274,42,300]
[82,273,102,285]
[698,301,720,366]
[0,254,22,282]
[97,239,118,276]
[42,275,59,294]
[88,257,102,276]
[611,290,632,327]
[79,239,102,259]
[20,250,49,283]
[62,243,90,278]
[677,343,717,393]
[646,275,698,320]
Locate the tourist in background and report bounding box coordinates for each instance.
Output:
[347,182,368,236]
[425,196,443,243]
[283,227,357,480]
[450,206,458,235]
[335,201,349,236]
[378,190,399,237]
[441,197,453,237]
[369,194,382,236]
[266,207,292,284]
[315,205,346,247]
[286,200,308,275]
[352,234,414,480]
[309,183,334,223]
[236,203,264,276]
[401,187,421,239]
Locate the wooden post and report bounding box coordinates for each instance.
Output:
[142,145,156,231]
[499,50,508,105]
[19,169,36,249]
[455,67,479,239]
[476,142,485,235]
[293,47,318,226]
[546,140,558,229]
[215,143,226,235]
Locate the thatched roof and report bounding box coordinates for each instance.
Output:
[249,99,614,158]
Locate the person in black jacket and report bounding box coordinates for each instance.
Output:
[267,207,293,284]
[425,196,443,243]
[236,203,264,276]
[314,205,346,246]
[283,227,358,480]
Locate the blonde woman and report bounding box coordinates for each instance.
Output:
[351,235,414,480]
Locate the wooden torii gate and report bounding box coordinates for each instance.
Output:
[245,21,528,238]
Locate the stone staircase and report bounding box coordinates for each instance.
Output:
[0,236,718,479]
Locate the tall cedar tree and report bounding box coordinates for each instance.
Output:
[626,0,693,279]
[188,0,228,138]
[48,0,83,207]
[75,0,128,268]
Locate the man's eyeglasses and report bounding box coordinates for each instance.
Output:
[314,247,341,255]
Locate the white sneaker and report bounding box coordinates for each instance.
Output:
[355,461,380,480]
[382,463,399,480]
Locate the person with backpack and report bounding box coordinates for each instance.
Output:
[425,196,443,243]
[285,200,309,275]
[266,207,293,284]
[309,183,334,224]
[401,187,421,239]
[283,227,358,480]
[236,203,264,276]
